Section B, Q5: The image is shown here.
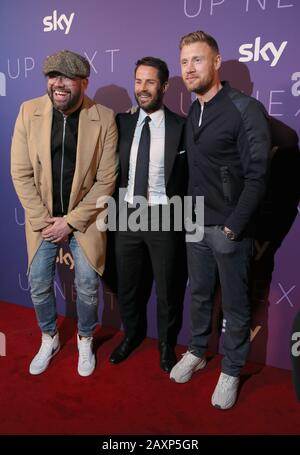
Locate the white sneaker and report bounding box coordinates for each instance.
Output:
[170,350,206,383]
[29,333,60,375]
[211,372,240,410]
[77,335,95,377]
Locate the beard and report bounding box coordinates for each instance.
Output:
[184,77,215,95]
[184,64,216,96]
[47,88,82,114]
[192,77,215,95]
[134,89,164,113]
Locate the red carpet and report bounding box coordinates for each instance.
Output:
[0,300,300,435]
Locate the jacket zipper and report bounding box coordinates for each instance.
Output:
[60,115,67,213]
[198,102,204,127]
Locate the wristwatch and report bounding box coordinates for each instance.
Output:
[223,227,236,241]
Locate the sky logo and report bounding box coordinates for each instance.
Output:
[43,10,75,35]
[239,36,287,67]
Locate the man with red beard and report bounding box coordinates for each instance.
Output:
[109,57,187,373]
[11,50,118,377]
[170,31,271,410]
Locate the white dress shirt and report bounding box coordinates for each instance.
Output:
[125,108,168,205]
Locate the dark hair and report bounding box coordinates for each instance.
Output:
[135,56,169,85]
[179,30,219,53]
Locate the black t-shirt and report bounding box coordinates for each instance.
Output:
[51,106,80,216]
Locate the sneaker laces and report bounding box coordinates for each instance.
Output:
[79,337,93,363]
[178,351,199,367]
[36,335,54,361]
[218,374,237,391]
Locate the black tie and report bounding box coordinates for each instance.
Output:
[134,116,151,198]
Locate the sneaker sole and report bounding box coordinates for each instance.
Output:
[78,362,96,377]
[29,344,60,375]
[211,401,236,410]
[78,354,96,377]
[211,391,238,410]
[211,384,239,410]
[170,359,207,384]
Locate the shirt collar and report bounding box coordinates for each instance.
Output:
[53,104,82,120]
[138,106,164,127]
[197,81,230,107]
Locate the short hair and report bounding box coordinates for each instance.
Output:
[179,31,219,53]
[135,56,169,85]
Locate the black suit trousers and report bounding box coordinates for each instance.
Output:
[115,207,185,345]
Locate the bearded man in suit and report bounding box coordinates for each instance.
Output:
[109,57,187,373]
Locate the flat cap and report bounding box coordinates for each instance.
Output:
[43,50,90,79]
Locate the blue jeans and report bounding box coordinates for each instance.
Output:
[29,235,99,337]
[187,225,253,377]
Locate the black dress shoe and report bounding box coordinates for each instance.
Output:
[159,342,177,373]
[109,337,142,364]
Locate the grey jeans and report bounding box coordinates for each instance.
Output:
[187,225,253,376]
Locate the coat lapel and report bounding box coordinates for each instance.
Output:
[68,96,101,209]
[31,95,53,212]
[164,107,181,185]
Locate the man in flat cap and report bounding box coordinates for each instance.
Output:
[11,50,118,377]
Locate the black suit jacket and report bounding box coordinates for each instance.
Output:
[115,106,187,200]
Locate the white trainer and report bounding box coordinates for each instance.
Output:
[211,372,240,410]
[29,332,60,375]
[77,335,95,377]
[170,350,206,383]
